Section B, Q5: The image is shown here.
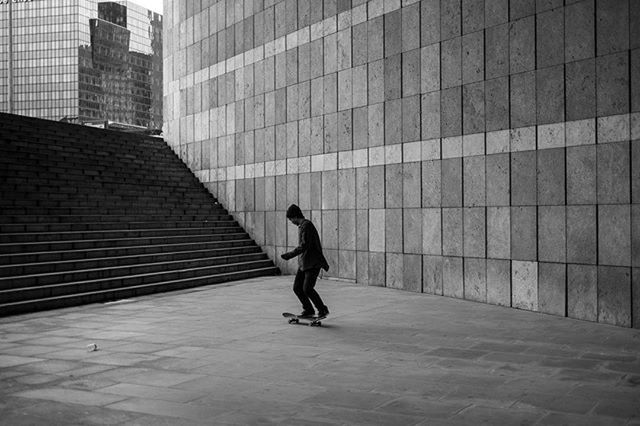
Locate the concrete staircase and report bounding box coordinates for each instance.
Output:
[0,113,278,316]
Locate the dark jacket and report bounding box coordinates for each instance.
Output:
[282,219,329,271]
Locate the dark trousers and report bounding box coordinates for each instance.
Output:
[293,268,326,313]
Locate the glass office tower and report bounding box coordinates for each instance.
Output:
[0,0,162,131]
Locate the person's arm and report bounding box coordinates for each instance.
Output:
[281,222,308,260]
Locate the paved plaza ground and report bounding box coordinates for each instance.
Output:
[0,276,639,425]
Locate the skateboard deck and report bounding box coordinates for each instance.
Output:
[282,312,327,327]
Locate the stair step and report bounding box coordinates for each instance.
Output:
[0,260,276,303]
[0,226,243,243]
[0,239,258,265]
[0,252,269,289]
[0,232,250,254]
[0,208,223,217]
[0,246,263,277]
[0,219,233,233]
[0,214,230,224]
[0,267,280,316]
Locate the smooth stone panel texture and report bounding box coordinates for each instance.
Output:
[421,0,440,46]
[633,49,640,112]
[596,0,629,56]
[566,58,596,121]
[338,209,356,250]
[536,7,564,68]
[487,258,511,306]
[463,207,486,258]
[597,266,631,327]
[402,3,421,52]
[403,254,423,292]
[487,207,510,259]
[597,142,630,204]
[598,204,631,267]
[385,163,403,207]
[463,156,485,207]
[485,77,510,131]
[441,37,462,89]
[462,31,484,84]
[384,99,402,144]
[536,65,565,124]
[511,149,538,207]
[509,16,535,74]
[369,166,385,208]
[385,208,404,253]
[402,49,421,97]
[369,252,386,286]
[567,145,597,205]
[422,92,441,140]
[356,250,369,284]
[403,208,422,254]
[441,0,461,40]
[510,71,536,128]
[442,208,463,256]
[422,160,442,207]
[567,205,597,264]
[421,43,440,93]
[634,269,640,329]
[538,262,566,316]
[538,206,566,263]
[443,256,464,298]
[423,255,443,295]
[339,249,357,280]
[537,148,565,205]
[485,0,508,28]
[511,206,537,261]
[462,82,485,134]
[596,52,629,116]
[441,86,462,137]
[356,209,369,251]
[464,257,486,302]
[386,252,403,289]
[485,24,509,80]
[423,208,442,255]
[486,153,510,206]
[369,209,386,252]
[565,0,594,62]
[633,205,640,268]
[512,260,538,311]
[441,158,463,207]
[567,264,597,322]
[402,95,422,143]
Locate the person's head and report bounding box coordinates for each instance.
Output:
[286,204,304,225]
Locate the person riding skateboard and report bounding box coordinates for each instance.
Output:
[280,204,330,318]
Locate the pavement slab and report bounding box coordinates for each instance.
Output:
[0,276,639,425]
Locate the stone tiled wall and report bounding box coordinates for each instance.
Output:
[163,0,640,328]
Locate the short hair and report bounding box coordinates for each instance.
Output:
[286,204,304,219]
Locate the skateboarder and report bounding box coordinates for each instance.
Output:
[280,204,330,318]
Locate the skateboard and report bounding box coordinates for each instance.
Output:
[282,312,327,327]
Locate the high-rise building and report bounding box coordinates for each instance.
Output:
[0,0,162,130]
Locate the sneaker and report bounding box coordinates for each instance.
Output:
[299,310,315,318]
[317,307,329,317]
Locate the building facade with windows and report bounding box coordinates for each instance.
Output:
[0,0,162,130]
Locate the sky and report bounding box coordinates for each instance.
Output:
[130,0,163,14]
